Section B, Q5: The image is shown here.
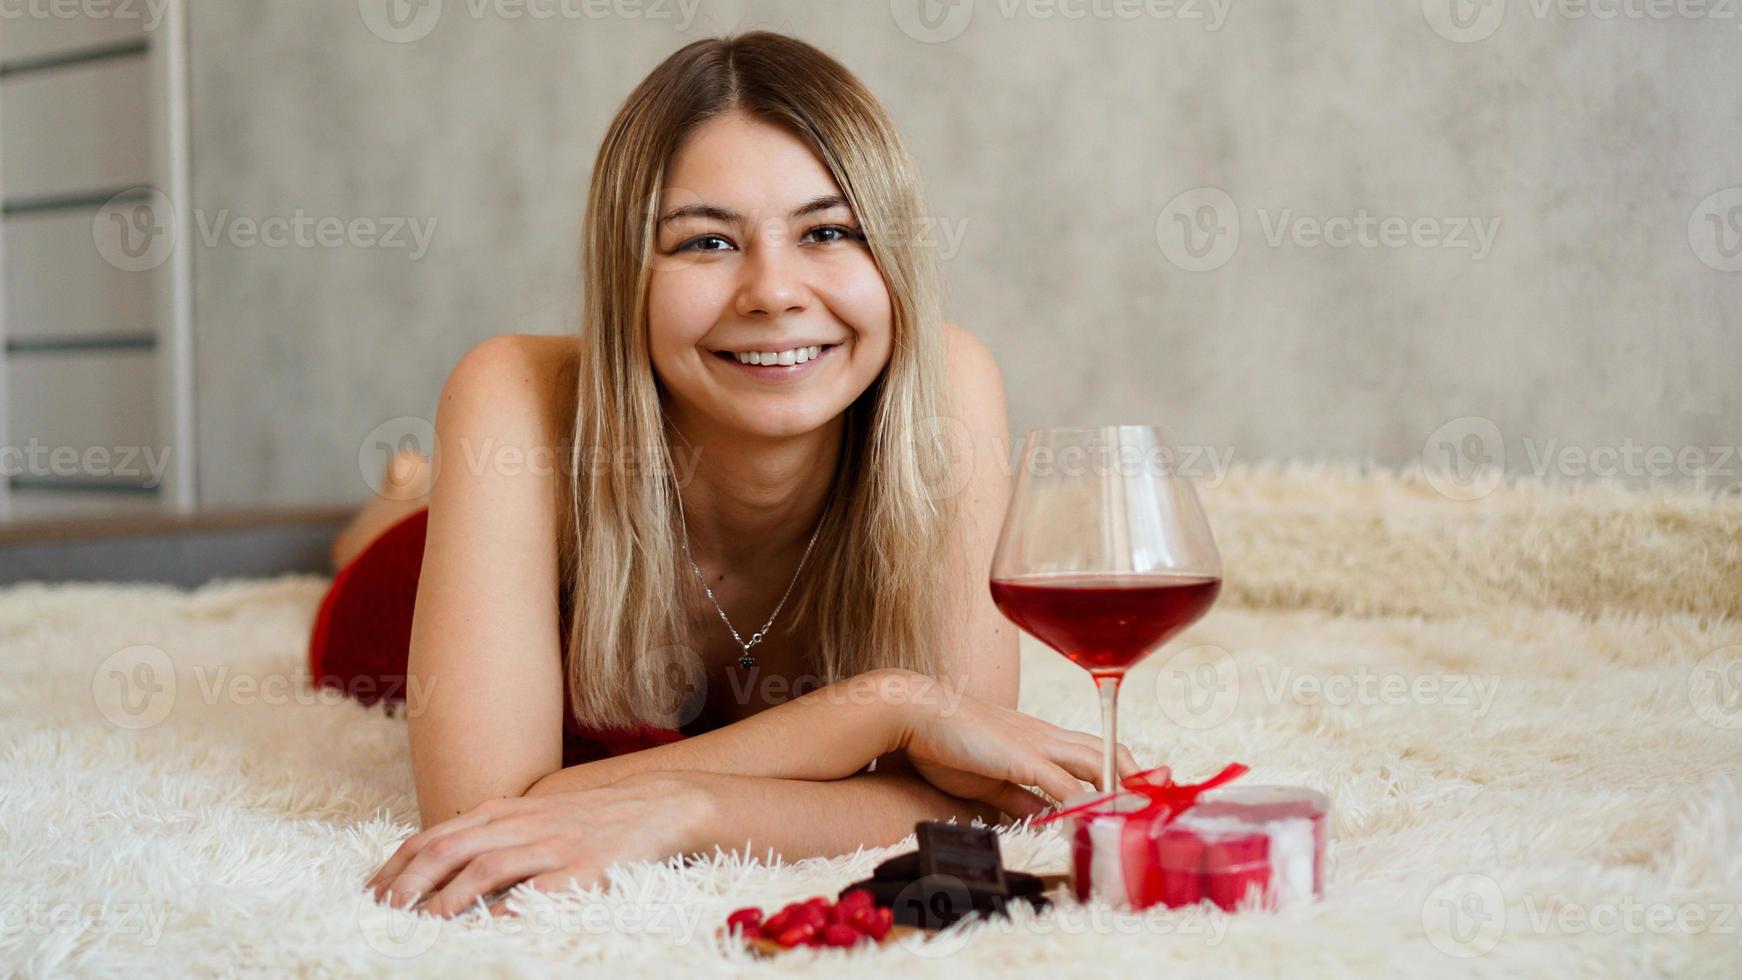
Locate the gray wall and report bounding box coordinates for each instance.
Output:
[188,0,1742,508]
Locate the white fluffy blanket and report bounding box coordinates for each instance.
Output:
[3,468,1740,977]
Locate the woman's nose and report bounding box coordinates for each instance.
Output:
[734,228,810,318]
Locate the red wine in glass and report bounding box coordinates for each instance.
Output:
[989,425,1222,794]
[989,573,1222,676]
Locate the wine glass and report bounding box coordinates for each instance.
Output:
[989,425,1222,795]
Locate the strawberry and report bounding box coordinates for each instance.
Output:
[725,907,763,932]
[836,889,875,920]
[862,905,893,941]
[774,922,817,947]
[822,923,861,947]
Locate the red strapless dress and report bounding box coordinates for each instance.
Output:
[307,506,686,766]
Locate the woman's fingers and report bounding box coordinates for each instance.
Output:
[1116,742,1140,780]
[984,781,1052,821]
[1048,727,1143,790]
[1020,758,1089,805]
[368,808,497,896]
[382,822,537,909]
[520,868,600,901]
[423,846,560,918]
[1042,738,1108,793]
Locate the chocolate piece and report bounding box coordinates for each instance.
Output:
[892,874,978,928]
[874,855,1043,894]
[1005,871,1045,898]
[838,874,1051,926]
[838,823,1053,929]
[872,850,920,881]
[916,822,1007,902]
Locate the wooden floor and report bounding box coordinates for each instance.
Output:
[0,506,353,544]
[0,507,353,587]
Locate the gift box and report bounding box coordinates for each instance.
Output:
[1057,764,1328,912]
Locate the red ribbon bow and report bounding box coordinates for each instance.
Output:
[1039,762,1250,826]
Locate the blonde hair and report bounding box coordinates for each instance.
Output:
[559,32,956,730]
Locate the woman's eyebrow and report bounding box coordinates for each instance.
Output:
[789,194,851,218]
[659,203,739,225]
[658,194,852,226]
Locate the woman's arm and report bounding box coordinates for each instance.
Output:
[369,768,981,917]
[933,323,1022,707]
[373,734,1128,916]
[521,668,1021,797]
[405,335,572,824]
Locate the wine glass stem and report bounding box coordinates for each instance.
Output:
[1094,674,1122,793]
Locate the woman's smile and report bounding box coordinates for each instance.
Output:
[706,340,845,383]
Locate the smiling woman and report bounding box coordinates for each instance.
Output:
[307,31,1135,919]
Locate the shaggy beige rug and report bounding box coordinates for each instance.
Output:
[3,467,1740,977]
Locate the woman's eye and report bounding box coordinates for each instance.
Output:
[677,234,734,253]
[802,224,865,245]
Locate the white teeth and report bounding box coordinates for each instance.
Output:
[731,345,829,366]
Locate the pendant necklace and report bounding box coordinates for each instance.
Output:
[673,482,825,670]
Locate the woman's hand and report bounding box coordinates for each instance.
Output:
[365,771,709,918]
[883,669,1139,818]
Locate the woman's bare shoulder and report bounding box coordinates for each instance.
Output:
[941,322,1005,416]
[439,333,578,445]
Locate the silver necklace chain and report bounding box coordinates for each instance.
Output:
[672,482,825,670]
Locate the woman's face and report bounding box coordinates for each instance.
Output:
[647,111,894,441]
